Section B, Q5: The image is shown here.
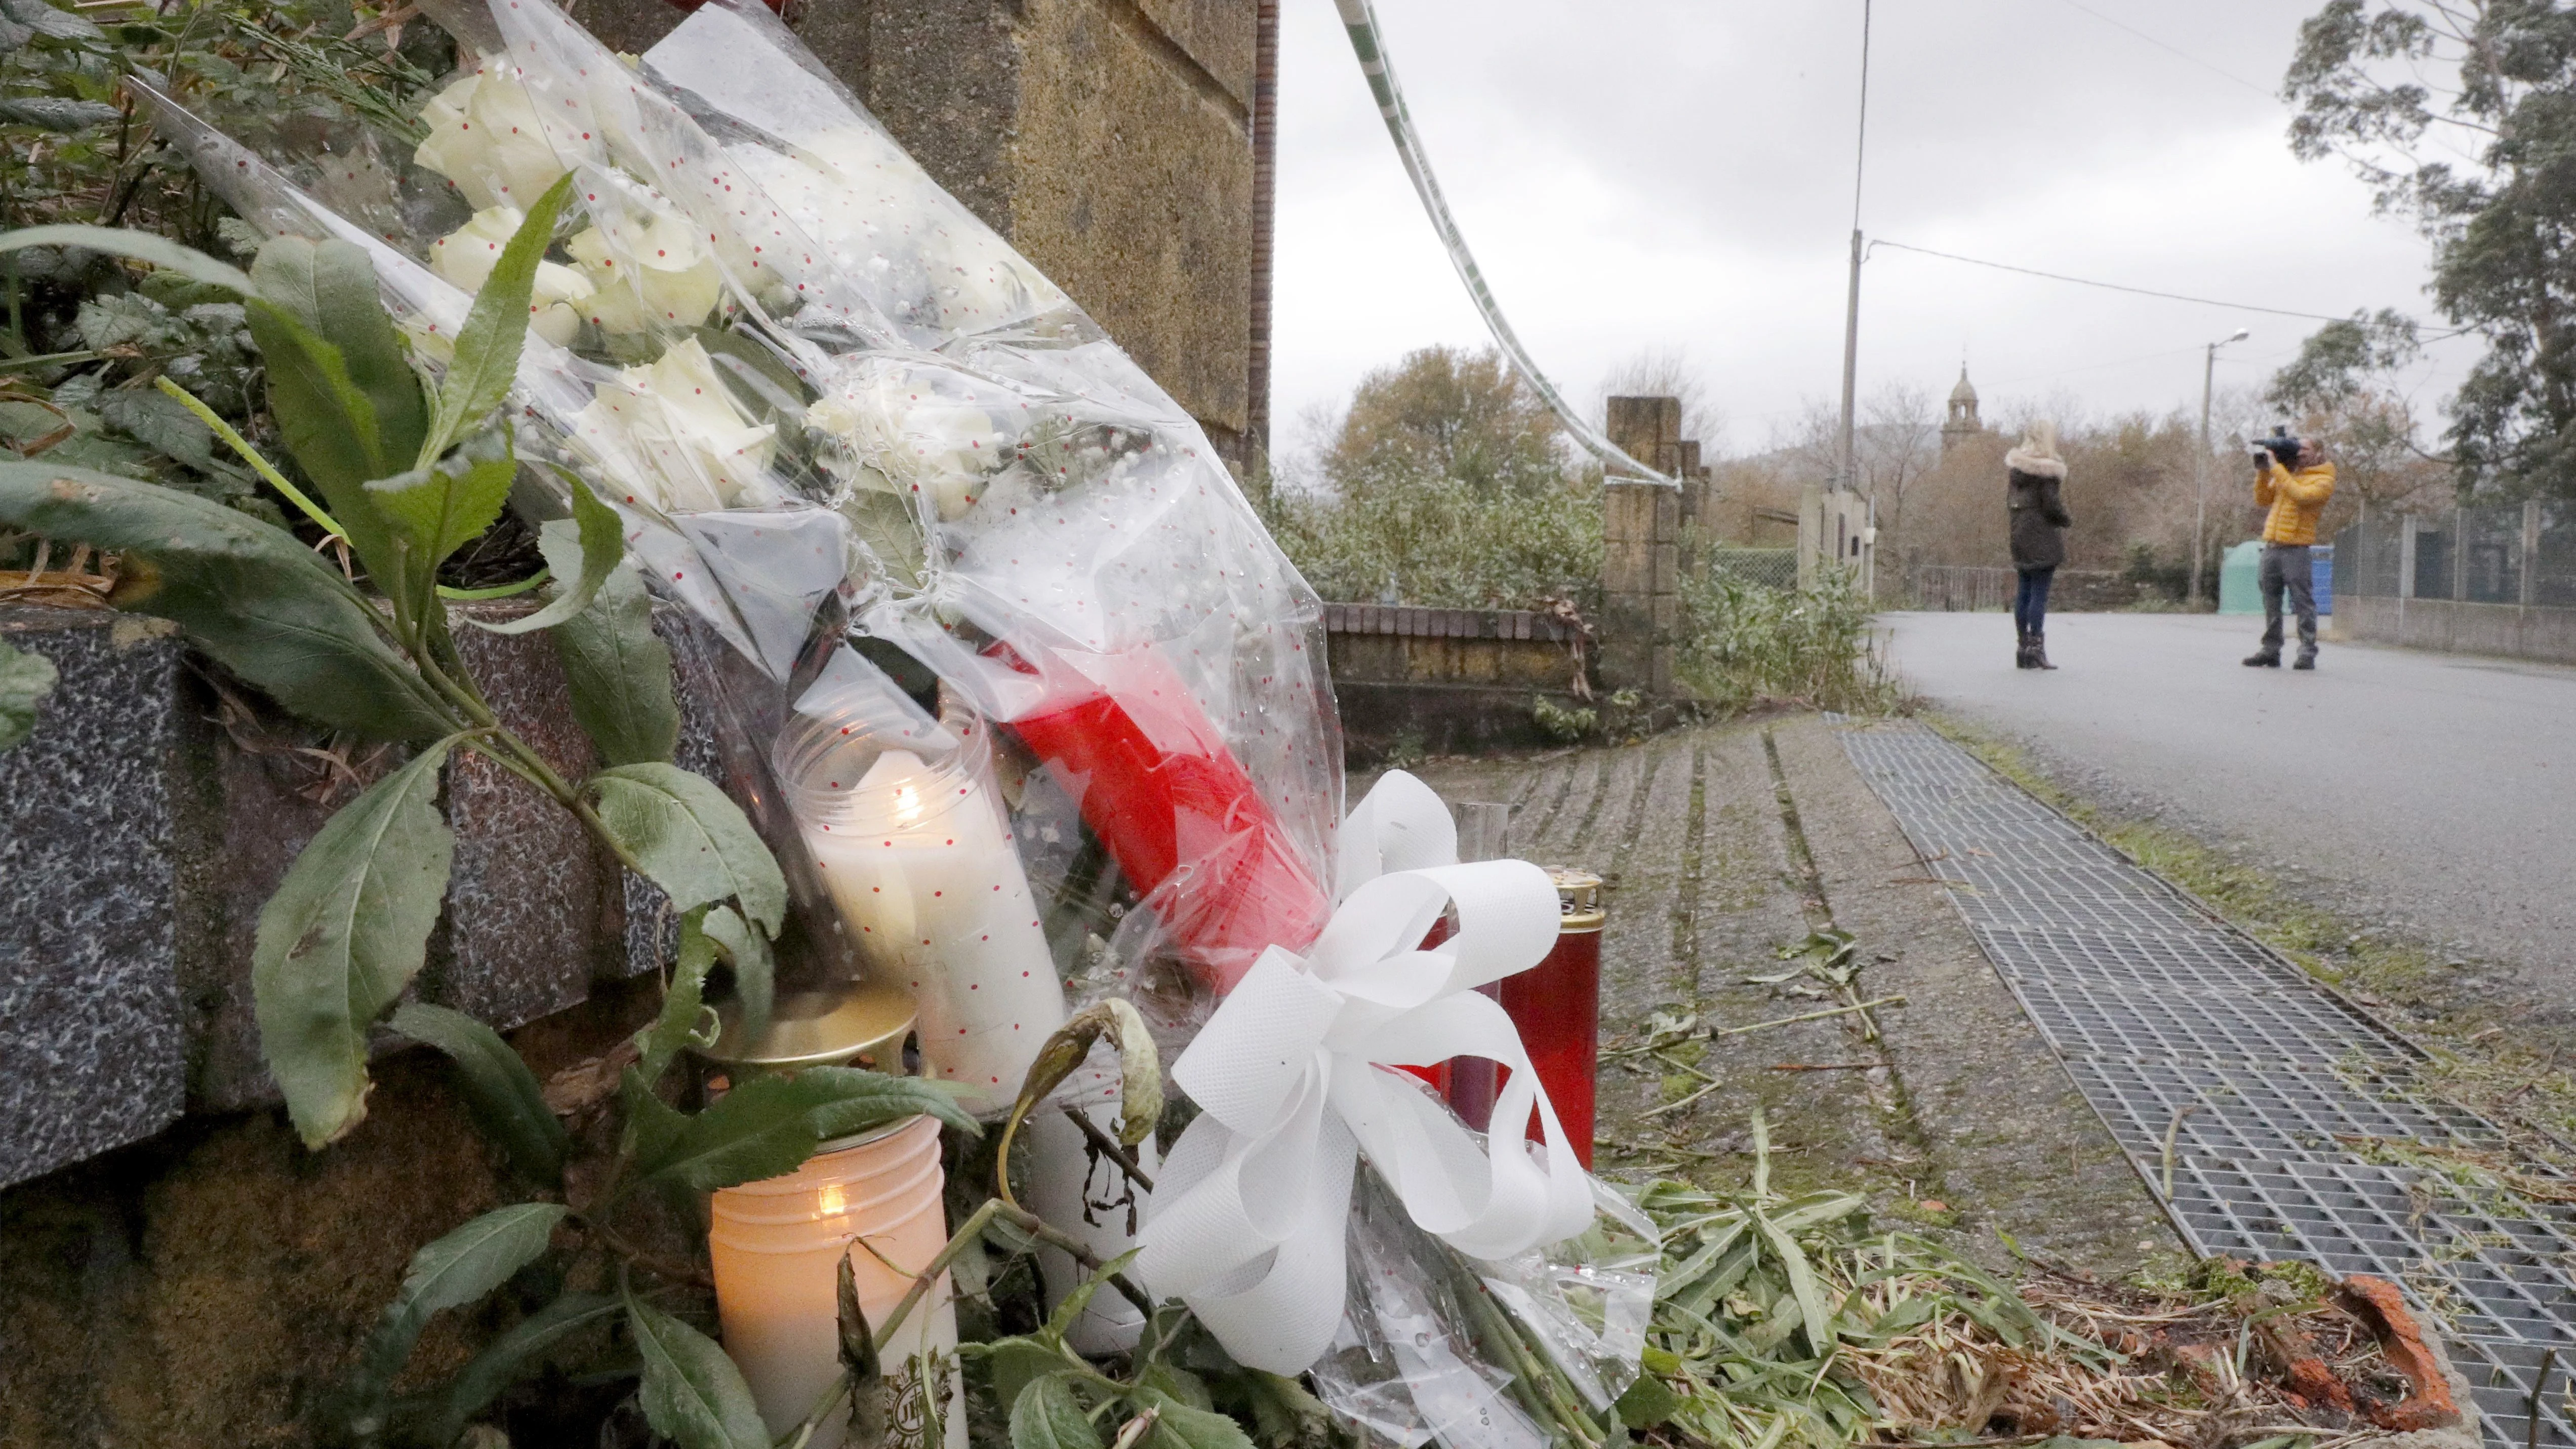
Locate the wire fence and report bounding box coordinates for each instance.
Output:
[2331,503,2576,607]
[1706,547,1799,592]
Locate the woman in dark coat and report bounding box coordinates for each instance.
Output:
[2005,424,2072,669]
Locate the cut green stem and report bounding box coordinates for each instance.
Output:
[152,376,345,542]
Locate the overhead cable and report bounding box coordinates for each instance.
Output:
[1869,239,2472,340]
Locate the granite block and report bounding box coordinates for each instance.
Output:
[431,612,614,1026]
[0,608,188,1189]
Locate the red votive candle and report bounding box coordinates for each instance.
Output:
[994,642,1331,994]
[1497,869,1602,1168]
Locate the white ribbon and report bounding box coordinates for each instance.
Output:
[1136,772,1595,1374]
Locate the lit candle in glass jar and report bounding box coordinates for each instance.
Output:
[776,703,1067,1116]
[709,1114,967,1449]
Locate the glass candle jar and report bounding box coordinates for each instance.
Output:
[709,1114,966,1449]
[775,701,1067,1116]
[1498,868,1601,1168]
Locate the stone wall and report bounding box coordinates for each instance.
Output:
[574,0,1260,458]
[1322,603,1590,759]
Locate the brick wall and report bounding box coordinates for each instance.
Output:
[1322,603,1590,759]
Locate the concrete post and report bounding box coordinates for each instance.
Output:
[2455,507,2471,601]
[2524,499,2543,609]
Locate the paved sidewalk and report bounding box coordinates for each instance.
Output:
[1835,716,2576,1449]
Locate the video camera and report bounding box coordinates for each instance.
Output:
[2250,426,2304,468]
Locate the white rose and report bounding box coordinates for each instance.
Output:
[807,371,1011,521]
[429,206,596,347]
[573,338,779,513]
[413,64,576,211]
[568,213,723,334]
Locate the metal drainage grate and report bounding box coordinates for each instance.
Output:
[1834,718,2576,1448]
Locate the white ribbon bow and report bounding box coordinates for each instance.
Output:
[1135,772,1596,1374]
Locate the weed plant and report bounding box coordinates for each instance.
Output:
[1679,571,1900,717]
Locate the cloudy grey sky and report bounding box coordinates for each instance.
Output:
[1268,0,2472,459]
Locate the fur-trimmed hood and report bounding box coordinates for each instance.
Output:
[2004,448,2066,480]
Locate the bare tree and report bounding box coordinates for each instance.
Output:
[1598,347,1725,452]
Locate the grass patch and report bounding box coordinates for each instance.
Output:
[1924,711,2576,1166]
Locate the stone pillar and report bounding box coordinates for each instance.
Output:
[1601,482,1679,696]
[575,0,1259,461]
[1601,396,1683,695]
[2454,507,2471,601]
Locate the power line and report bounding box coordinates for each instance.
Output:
[2046,0,2276,99]
[1866,240,2479,344]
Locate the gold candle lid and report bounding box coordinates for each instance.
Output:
[698,982,917,1070]
[1547,867,1605,931]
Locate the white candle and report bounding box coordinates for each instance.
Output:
[710,1115,967,1449]
[779,708,1067,1117]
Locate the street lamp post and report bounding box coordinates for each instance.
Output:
[2191,329,2251,606]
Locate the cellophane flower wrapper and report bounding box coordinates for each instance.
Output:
[141,0,1648,1397]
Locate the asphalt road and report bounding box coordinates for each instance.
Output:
[1883,610,2576,1018]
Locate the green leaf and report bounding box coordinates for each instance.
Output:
[1041,1248,1141,1349]
[475,474,625,635]
[98,388,247,481]
[590,762,785,932]
[548,566,678,764]
[390,1001,569,1187]
[979,1339,1083,1420]
[1614,1374,1684,1430]
[252,236,426,473]
[0,224,254,295]
[1753,1209,1836,1357]
[422,1291,620,1443]
[0,96,121,130]
[635,1067,976,1194]
[0,635,57,751]
[1012,1376,1105,1449]
[3,0,102,41]
[427,174,575,463]
[242,298,400,579]
[348,1203,567,1420]
[548,562,678,763]
[254,738,461,1148]
[634,906,720,1091]
[0,463,453,741]
[1132,1388,1255,1449]
[700,904,773,1049]
[366,430,516,579]
[625,1284,770,1449]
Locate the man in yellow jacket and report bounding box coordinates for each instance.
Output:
[2244,436,2337,670]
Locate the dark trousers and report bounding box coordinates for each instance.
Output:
[2259,544,2317,655]
[2014,566,2055,635]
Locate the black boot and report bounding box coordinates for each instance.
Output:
[2243,647,2281,667]
[2292,648,2317,670]
[2031,630,2059,670]
[2015,629,2035,669]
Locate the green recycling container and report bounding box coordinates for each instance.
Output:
[2218,540,2264,615]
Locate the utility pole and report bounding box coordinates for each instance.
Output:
[2191,329,2249,605]
[1831,0,1872,497]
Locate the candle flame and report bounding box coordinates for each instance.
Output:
[893,782,922,826]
